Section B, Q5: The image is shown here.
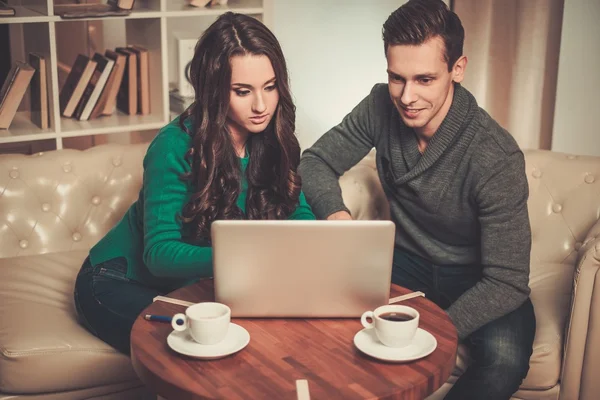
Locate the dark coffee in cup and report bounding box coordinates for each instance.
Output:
[379,312,414,322]
[362,305,420,347]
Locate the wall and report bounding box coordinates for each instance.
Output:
[271,0,406,150]
[551,0,600,156]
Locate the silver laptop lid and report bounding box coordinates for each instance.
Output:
[212,220,395,317]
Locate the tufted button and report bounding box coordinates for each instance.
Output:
[584,174,595,184]
[532,169,543,178]
[41,203,51,212]
[72,232,82,242]
[91,196,101,205]
[63,163,72,173]
[575,242,582,251]
[9,169,19,179]
[552,204,563,213]
[19,240,28,249]
[112,157,122,167]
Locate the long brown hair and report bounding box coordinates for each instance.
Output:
[179,12,301,243]
[383,0,464,71]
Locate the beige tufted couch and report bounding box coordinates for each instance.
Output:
[0,143,598,399]
[341,150,600,400]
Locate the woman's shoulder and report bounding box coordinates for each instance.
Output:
[147,116,193,156]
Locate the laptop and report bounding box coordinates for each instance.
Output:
[211,220,395,318]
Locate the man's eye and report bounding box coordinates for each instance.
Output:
[420,78,433,84]
[235,89,250,96]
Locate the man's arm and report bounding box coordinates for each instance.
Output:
[447,152,532,339]
[327,211,353,220]
[299,84,386,219]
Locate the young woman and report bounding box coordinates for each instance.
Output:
[73,12,315,354]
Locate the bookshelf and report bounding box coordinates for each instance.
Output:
[0,0,273,153]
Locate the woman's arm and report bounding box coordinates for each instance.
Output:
[287,191,316,220]
[141,128,213,279]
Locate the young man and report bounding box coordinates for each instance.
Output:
[298,1,535,399]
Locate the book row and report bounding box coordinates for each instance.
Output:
[59,45,150,122]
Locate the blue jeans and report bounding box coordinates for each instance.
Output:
[392,250,536,400]
[74,257,168,354]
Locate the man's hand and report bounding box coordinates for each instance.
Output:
[327,211,353,220]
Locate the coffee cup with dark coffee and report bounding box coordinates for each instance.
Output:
[360,304,419,348]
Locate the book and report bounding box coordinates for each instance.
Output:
[90,49,126,119]
[115,47,138,115]
[28,53,49,129]
[187,0,212,7]
[0,25,10,85]
[0,65,17,112]
[59,54,97,118]
[0,62,35,129]
[74,53,114,121]
[0,2,16,17]
[127,45,150,115]
[187,0,228,7]
[108,0,136,10]
[54,1,132,19]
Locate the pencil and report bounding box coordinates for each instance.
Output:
[144,314,172,323]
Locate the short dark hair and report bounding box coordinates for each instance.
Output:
[382,0,464,71]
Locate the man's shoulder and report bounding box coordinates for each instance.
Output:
[361,83,395,125]
[368,83,392,106]
[470,108,523,167]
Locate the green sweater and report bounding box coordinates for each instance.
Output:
[89,118,315,289]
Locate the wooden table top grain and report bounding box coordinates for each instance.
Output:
[130,279,458,400]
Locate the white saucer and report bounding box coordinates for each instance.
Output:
[167,323,250,360]
[354,327,437,362]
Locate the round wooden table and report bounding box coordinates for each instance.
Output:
[131,280,457,400]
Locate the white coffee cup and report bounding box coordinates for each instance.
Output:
[171,302,231,345]
[360,304,419,348]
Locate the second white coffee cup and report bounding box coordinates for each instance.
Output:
[171,302,231,345]
[361,304,419,348]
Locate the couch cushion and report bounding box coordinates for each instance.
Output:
[0,144,147,259]
[444,260,573,391]
[0,251,139,394]
[522,260,574,389]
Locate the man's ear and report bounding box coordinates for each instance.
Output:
[452,56,467,83]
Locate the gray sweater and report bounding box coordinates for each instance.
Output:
[299,83,531,339]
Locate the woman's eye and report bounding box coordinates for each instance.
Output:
[235,89,250,96]
[265,85,277,92]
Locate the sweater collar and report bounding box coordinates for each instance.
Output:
[389,83,478,183]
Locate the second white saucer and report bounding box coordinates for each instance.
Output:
[167,323,250,360]
[354,327,437,362]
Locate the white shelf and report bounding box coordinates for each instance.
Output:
[60,112,166,137]
[164,0,262,13]
[0,6,49,24]
[1,3,265,23]
[51,9,165,22]
[0,112,57,143]
[0,0,270,153]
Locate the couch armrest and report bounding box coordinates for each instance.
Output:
[560,218,600,400]
[339,151,390,221]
